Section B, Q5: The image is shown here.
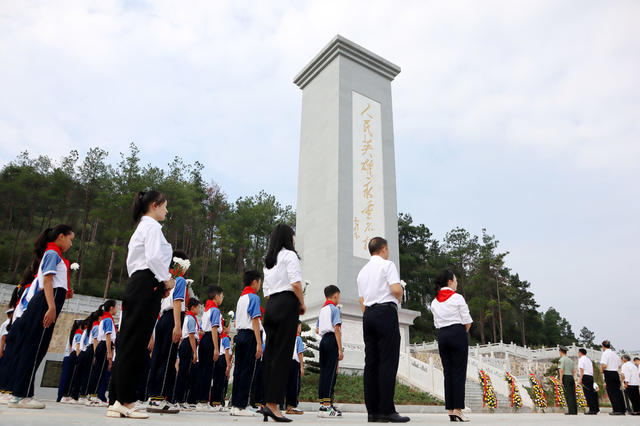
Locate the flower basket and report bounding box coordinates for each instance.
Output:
[528,374,548,410]
[549,376,566,407]
[504,372,523,410]
[479,370,497,410]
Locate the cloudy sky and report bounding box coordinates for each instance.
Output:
[1,1,639,349]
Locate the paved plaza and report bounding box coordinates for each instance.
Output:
[0,402,636,425]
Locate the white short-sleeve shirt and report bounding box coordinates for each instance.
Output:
[0,319,9,338]
[600,348,621,371]
[357,255,401,307]
[622,362,640,386]
[578,355,594,376]
[263,249,302,297]
[126,216,172,282]
[430,292,473,329]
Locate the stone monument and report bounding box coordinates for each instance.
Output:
[294,35,419,365]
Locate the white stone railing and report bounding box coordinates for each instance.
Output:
[466,355,533,409]
[410,340,617,363]
[397,352,445,400]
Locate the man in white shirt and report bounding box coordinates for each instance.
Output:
[578,349,599,414]
[357,237,409,423]
[600,340,626,415]
[621,354,640,414]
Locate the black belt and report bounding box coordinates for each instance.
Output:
[366,302,398,311]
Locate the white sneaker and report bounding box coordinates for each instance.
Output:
[77,397,89,405]
[196,402,211,412]
[60,396,74,404]
[218,405,229,412]
[107,401,149,419]
[230,406,258,417]
[8,397,46,409]
[0,393,13,404]
[318,405,340,417]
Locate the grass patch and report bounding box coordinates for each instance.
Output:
[298,372,443,405]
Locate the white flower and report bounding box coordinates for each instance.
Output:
[185,279,194,285]
[228,310,235,318]
[400,280,407,288]
[70,263,80,271]
[173,257,190,272]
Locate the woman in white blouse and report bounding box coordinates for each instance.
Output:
[261,224,306,422]
[107,190,175,419]
[430,269,472,422]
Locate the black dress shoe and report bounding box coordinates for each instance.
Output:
[368,414,386,423]
[584,411,597,415]
[379,413,410,423]
[609,411,625,415]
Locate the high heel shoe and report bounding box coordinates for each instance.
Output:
[449,414,458,421]
[262,405,293,422]
[452,410,470,422]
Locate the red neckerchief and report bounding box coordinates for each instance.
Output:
[102,311,116,334]
[220,331,229,340]
[185,310,199,331]
[74,328,82,335]
[241,286,257,296]
[205,300,218,311]
[323,299,337,307]
[260,306,264,319]
[436,288,456,302]
[92,321,99,328]
[45,242,71,296]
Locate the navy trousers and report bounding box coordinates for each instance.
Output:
[148,310,182,400]
[196,331,214,403]
[437,323,468,410]
[70,346,93,399]
[174,339,196,404]
[319,332,338,403]
[232,329,257,409]
[12,288,66,398]
[57,353,77,401]
[211,354,227,404]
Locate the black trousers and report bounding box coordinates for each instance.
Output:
[363,303,400,416]
[12,287,66,398]
[250,359,264,407]
[70,346,94,399]
[437,323,468,410]
[109,269,163,405]
[148,310,182,400]
[87,341,108,398]
[196,331,214,403]
[604,370,626,413]
[263,291,299,405]
[626,385,640,413]
[562,375,577,414]
[286,359,301,408]
[174,339,196,404]
[319,332,338,403]
[135,349,152,402]
[581,375,599,413]
[211,353,227,404]
[232,329,258,408]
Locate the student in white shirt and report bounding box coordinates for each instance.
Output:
[600,340,626,415]
[147,251,190,414]
[357,237,409,423]
[578,348,599,414]
[107,190,175,419]
[58,319,83,403]
[0,309,13,361]
[316,285,343,418]
[261,224,306,422]
[431,269,472,423]
[196,285,224,412]
[174,298,201,409]
[70,311,99,403]
[8,225,74,410]
[285,321,305,415]
[621,354,640,414]
[87,300,117,406]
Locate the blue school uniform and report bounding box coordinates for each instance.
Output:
[318,302,341,403]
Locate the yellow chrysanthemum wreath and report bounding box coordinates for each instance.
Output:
[479,370,497,409]
[504,372,523,409]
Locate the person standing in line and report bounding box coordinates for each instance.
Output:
[87,300,117,406]
[146,252,189,414]
[578,348,599,414]
[430,269,471,423]
[58,319,82,403]
[0,309,14,364]
[70,310,99,404]
[558,346,577,415]
[106,190,175,419]
[285,321,305,416]
[195,285,223,411]
[261,224,306,423]
[600,340,626,415]
[8,225,74,409]
[174,298,201,410]
[621,354,640,415]
[230,270,263,417]
[316,285,343,418]
[357,237,409,423]
[210,321,232,411]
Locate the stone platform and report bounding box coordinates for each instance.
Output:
[0,402,630,425]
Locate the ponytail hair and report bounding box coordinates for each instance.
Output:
[34,224,73,258]
[98,299,117,317]
[67,319,82,348]
[132,190,167,223]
